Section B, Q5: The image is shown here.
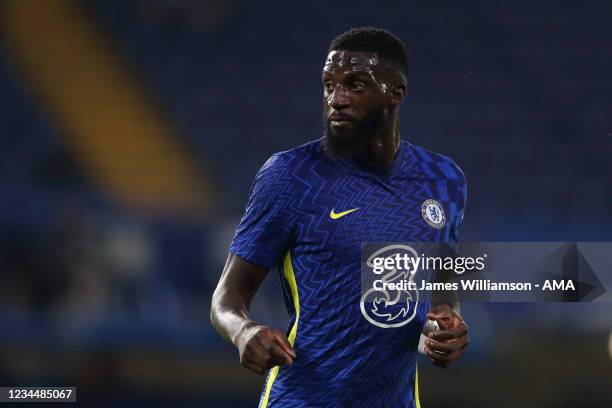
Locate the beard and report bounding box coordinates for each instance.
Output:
[323,105,386,159]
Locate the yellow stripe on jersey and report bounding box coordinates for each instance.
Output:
[260,251,300,408]
[260,366,280,408]
[283,251,300,346]
[415,364,422,408]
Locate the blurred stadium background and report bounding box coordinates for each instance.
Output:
[0,0,611,406]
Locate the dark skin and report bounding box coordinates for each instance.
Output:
[323,50,402,166]
[210,50,468,374]
[425,303,470,367]
[211,254,295,374]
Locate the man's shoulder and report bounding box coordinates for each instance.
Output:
[408,142,466,183]
[261,138,324,173]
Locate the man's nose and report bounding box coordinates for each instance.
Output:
[327,85,350,110]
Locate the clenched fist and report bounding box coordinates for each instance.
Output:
[424,303,469,367]
[235,324,296,374]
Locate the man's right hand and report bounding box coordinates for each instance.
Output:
[235,323,296,375]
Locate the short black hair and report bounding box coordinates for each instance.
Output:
[328,27,409,83]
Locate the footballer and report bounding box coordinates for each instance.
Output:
[211,27,469,407]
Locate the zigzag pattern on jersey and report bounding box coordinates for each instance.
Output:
[275,144,418,407]
[231,152,301,270]
[231,138,466,408]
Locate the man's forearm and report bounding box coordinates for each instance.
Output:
[430,286,460,315]
[211,253,270,346]
[431,300,460,315]
[210,287,255,346]
[210,255,295,374]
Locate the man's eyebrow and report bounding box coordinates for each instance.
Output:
[343,71,373,81]
[321,71,372,82]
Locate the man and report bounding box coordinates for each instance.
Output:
[211,27,469,407]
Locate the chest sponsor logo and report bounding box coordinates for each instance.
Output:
[360,244,420,328]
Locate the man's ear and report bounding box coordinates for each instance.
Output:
[389,83,406,107]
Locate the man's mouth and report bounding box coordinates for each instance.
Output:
[328,115,355,126]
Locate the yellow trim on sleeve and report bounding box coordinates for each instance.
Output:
[259,251,300,408]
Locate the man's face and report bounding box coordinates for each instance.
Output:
[322,50,395,158]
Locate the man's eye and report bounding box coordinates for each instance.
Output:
[352,82,366,91]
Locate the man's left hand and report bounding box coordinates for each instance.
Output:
[424,303,469,367]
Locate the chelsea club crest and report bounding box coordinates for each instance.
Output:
[421,199,446,229]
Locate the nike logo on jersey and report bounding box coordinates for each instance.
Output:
[330,208,359,220]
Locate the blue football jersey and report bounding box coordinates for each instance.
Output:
[230,137,467,408]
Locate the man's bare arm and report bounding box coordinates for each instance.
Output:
[210,253,296,374]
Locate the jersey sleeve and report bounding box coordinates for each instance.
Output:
[229,153,296,269]
[449,167,467,244]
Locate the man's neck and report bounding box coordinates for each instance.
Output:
[367,118,400,168]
